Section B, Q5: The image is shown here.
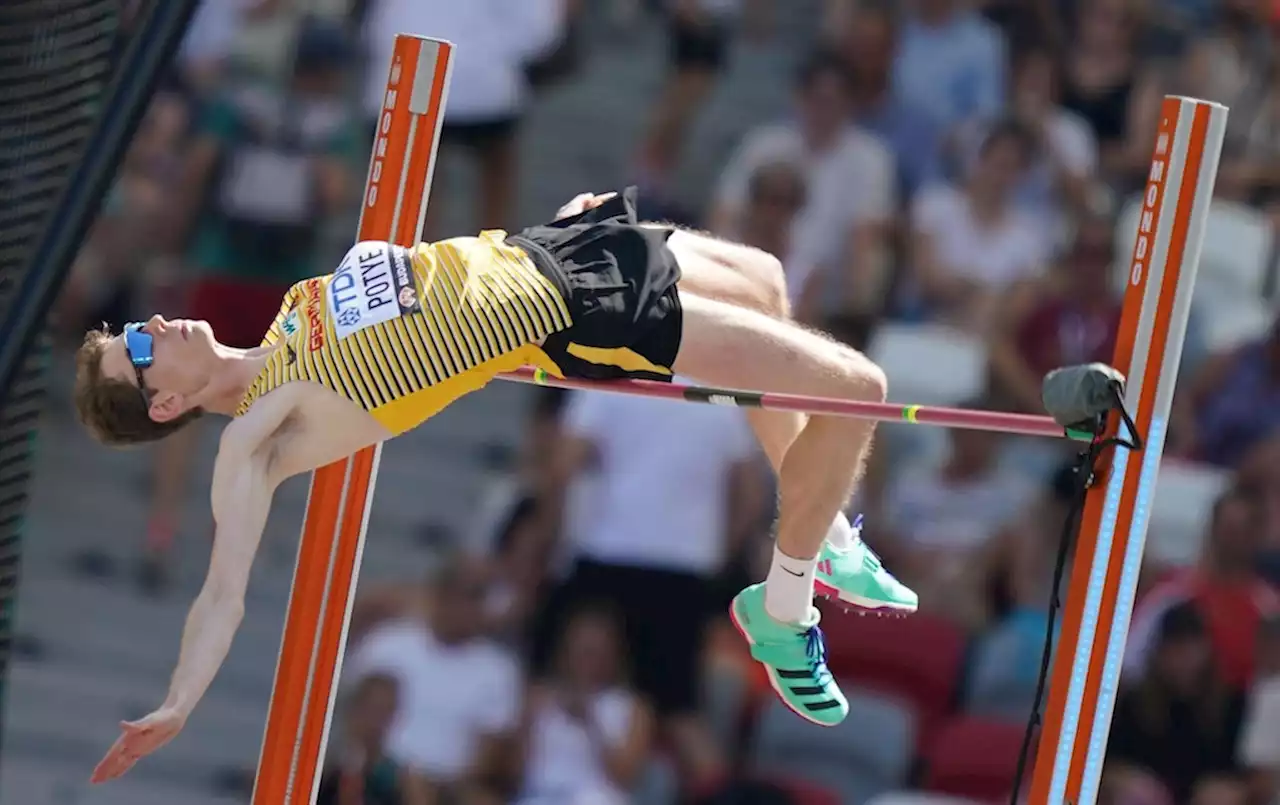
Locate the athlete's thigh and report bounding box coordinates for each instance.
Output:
[671,290,885,399]
[656,226,790,318]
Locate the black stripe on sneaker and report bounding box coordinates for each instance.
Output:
[789,685,825,696]
[776,668,812,679]
[804,699,843,712]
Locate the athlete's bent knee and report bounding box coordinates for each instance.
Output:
[750,249,790,319]
[836,346,888,403]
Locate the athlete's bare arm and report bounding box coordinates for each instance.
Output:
[91,387,303,783]
[164,407,289,711]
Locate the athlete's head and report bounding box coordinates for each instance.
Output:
[74,315,220,446]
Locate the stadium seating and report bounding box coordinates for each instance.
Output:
[1115,197,1275,300]
[633,757,680,805]
[820,609,967,734]
[868,323,987,406]
[703,663,752,757]
[964,613,1045,722]
[1194,291,1274,353]
[1148,459,1232,566]
[1195,200,1275,298]
[923,716,1029,803]
[765,775,845,805]
[866,790,986,805]
[750,692,916,805]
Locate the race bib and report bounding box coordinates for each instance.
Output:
[328,241,421,340]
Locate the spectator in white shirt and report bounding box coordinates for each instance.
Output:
[954,41,1098,252]
[362,0,567,232]
[878,409,1037,629]
[908,119,1050,333]
[515,605,655,805]
[710,51,896,323]
[726,161,808,296]
[533,388,766,787]
[346,553,523,804]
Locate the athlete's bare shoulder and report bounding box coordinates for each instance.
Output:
[217,383,306,474]
[228,381,390,483]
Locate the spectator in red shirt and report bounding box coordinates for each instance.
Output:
[1126,488,1280,692]
[988,209,1121,415]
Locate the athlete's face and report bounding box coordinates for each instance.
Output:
[99,314,219,422]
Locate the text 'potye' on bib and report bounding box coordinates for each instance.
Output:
[328,241,421,340]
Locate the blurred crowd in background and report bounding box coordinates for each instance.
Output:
[47,0,1280,804]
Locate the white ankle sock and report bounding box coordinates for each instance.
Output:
[825,511,858,552]
[764,545,817,624]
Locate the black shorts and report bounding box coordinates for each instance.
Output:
[508,186,683,382]
[531,559,713,716]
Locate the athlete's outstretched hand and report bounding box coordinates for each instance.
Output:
[90,707,188,783]
[555,191,617,221]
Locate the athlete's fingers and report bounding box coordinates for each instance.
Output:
[91,738,135,783]
[583,192,617,210]
[555,192,596,220]
[92,753,134,783]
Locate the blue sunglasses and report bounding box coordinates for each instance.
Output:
[123,322,154,404]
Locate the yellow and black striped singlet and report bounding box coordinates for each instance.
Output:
[235,233,572,435]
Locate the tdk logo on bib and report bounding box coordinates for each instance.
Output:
[328,241,420,340]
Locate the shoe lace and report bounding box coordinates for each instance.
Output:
[803,625,834,685]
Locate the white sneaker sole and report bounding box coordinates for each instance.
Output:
[814,578,918,617]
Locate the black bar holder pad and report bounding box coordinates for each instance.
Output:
[1041,363,1128,431]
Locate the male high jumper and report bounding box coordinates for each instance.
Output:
[75,187,916,783]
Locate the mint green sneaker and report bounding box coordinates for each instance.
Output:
[730,583,848,726]
[814,515,918,616]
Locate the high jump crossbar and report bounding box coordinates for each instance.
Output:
[499,366,1090,440]
[254,30,1223,803]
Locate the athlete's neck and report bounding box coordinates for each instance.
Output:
[199,344,274,416]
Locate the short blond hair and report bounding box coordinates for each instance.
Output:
[74,326,202,447]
